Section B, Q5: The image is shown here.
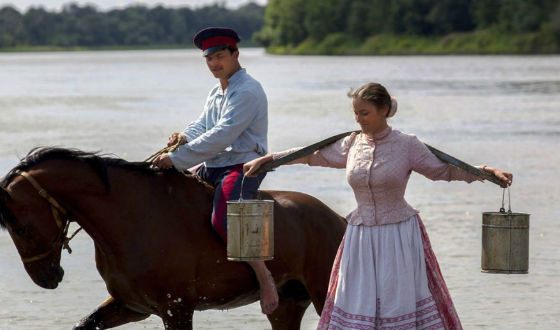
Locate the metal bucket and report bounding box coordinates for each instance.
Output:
[226,197,274,261]
[481,189,530,274]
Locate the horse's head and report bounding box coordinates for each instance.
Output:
[0,174,66,289]
[0,146,188,290]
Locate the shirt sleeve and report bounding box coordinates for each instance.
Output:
[409,135,482,183]
[169,90,263,170]
[183,90,214,142]
[271,133,356,169]
[183,109,207,142]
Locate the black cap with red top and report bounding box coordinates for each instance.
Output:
[193,27,241,56]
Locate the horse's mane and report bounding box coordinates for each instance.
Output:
[0,147,211,230]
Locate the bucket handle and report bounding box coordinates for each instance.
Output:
[500,187,512,214]
[238,175,261,202]
[239,175,247,201]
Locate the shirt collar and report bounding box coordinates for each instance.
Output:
[217,68,245,95]
[364,126,392,143]
[228,68,246,86]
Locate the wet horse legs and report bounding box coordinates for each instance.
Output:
[161,309,194,330]
[267,291,311,330]
[73,296,149,329]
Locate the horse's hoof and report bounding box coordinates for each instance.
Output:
[73,325,99,330]
[72,319,102,330]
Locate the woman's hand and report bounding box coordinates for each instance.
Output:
[167,132,187,147]
[244,154,274,177]
[482,165,513,188]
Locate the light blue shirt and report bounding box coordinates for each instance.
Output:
[169,68,268,170]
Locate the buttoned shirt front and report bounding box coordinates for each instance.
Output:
[273,127,481,226]
[169,68,268,170]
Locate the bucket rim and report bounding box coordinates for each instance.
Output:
[482,211,530,216]
[227,199,275,204]
[480,269,529,274]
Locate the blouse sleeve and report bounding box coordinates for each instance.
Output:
[409,135,482,183]
[271,132,357,169]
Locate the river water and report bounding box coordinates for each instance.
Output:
[0,49,559,329]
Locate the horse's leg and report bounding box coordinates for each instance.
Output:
[307,281,328,315]
[73,296,149,329]
[266,280,311,330]
[161,308,194,330]
[267,297,311,330]
[304,256,334,315]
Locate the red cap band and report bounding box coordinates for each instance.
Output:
[201,36,238,51]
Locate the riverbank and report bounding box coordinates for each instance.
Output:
[0,45,188,53]
[266,30,560,55]
[0,41,264,53]
[4,30,557,55]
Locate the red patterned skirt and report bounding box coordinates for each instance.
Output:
[317,215,462,330]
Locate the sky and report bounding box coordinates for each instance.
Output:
[0,0,267,11]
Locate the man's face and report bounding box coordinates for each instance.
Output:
[205,48,239,80]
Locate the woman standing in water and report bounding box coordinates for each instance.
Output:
[244,82,512,329]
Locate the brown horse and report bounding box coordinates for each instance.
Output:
[0,147,346,330]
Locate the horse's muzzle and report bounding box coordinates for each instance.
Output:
[27,263,65,289]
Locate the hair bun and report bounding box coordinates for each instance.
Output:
[388,97,398,118]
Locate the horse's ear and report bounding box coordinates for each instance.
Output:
[0,187,11,203]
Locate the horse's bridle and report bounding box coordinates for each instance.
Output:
[16,171,82,264]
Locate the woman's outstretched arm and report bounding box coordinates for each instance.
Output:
[244,132,358,176]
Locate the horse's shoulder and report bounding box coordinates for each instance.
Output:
[262,190,339,214]
[262,190,318,204]
[262,190,346,231]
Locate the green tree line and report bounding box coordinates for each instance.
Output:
[0,2,264,49]
[256,0,560,54]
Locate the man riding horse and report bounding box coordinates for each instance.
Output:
[151,27,278,315]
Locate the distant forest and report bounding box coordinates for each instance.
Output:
[1,0,559,54]
[255,0,560,54]
[0,2,264,48]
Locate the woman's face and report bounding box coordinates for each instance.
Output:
[352,98,388,134]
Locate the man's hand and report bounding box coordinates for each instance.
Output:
[152,153,174,169]
[167,132,187,147]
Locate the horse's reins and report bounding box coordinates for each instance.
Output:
[16,171,82,264]
[144,140,183,163]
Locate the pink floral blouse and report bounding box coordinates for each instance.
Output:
[272,126,482,226]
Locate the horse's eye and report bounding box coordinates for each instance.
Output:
[14,226,29,238]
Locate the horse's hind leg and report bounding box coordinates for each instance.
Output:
[267,280,311,330]
[267,297,311,330]
[73,296,149,329]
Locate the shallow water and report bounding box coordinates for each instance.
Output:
[1,49,559,329]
